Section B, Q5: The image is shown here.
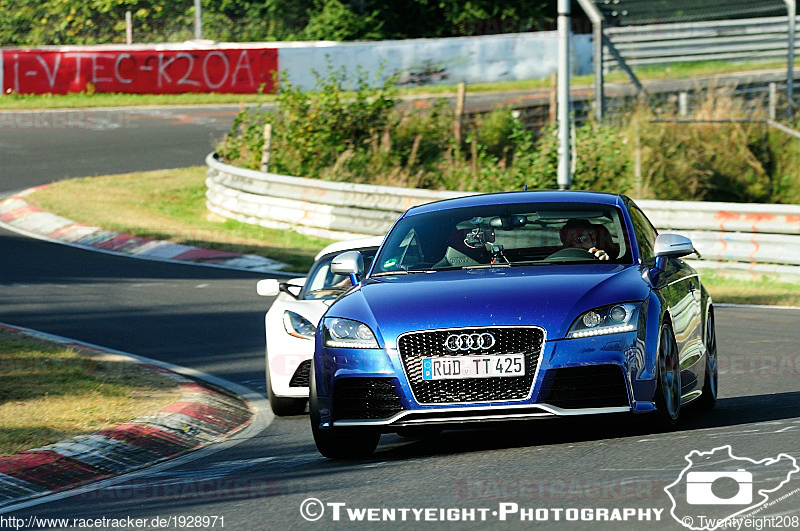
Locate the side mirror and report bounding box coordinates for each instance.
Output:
[257,278,303,299]
[256,279,280,297]
[654,233,699,259]
[331,251,364,286]
[279,283,302,299]
[648,233,700,284]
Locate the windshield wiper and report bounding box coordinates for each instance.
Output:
[506,261,551,267]
[462,263,511,270]
[371,270,437,277]
[371,271,408,277]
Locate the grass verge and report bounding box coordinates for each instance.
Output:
[0,60,787,110]
[0,329,182,457]
[25,167,333,273]
[700,273,800,307]
[0,92,276,110]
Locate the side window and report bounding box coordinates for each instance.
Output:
[388,229,423,269]
[628,205,657,260]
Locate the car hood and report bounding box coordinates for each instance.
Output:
[326,265,650,345]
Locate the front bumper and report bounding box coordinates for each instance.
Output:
[335,403,631,429]
[313,330,658,430]
[267,334,314,398]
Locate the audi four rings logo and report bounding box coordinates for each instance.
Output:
[444,333,496,351]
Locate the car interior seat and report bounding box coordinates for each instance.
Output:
[433,228,491,268]
[592,224,620,258]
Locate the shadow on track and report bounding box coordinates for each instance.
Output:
[370,391,800,460]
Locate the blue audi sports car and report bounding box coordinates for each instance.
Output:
[310,191,718,458]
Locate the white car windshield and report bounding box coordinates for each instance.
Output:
[304,249,378,300]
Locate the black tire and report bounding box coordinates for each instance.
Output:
[311,424,380,459]
[309,364,380,458]
[695,307,718,412]
[652,322,681,429]
[266,367,307,416]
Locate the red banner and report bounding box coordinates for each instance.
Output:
[1,48,278,94]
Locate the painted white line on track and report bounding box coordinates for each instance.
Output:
[0,322,274,515]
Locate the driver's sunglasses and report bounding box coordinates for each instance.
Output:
[570,231,594,245]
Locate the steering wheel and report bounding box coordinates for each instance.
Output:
[544,247,599,262]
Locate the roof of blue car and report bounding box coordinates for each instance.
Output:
[406,190,625,216]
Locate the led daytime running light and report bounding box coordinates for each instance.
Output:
[571,324,635,338]
[324,339,378,348]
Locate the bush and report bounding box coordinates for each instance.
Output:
[217,75,800,204]
[524,121,634,194]
[638,119,772,202]
[218,63,399,179]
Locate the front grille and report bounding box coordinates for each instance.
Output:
[397,327,544,404]
[538,365,630,409]
[289,360,311,387]
[332,378,404,421]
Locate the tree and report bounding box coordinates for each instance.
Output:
[301,0,383,41]
[0,0,557,46]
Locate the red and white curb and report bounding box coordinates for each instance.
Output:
[0,324,258,509]
[0,188,288,273]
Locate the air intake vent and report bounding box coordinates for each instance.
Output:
[332,378,403,421]
[538,365,630,409]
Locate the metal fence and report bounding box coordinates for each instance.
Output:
[604,16,799,72]
[206,153,800,281]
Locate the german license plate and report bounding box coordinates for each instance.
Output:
[422,354,525,380]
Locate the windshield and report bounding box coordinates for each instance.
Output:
[371,202,632,275]
[303,248,378,300]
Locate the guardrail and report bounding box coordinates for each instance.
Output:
[206,153,800,280]
[604,16,800,72]
[205,153,468,240]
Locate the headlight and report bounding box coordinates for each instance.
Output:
[282,311,316,339]
[323,317,379,348]
[568,303,640,339]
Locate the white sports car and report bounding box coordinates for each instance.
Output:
[256,236,383,415]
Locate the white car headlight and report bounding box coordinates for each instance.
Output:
[323,317,379,348]
[283,311,316,339]
[568,303,641,339]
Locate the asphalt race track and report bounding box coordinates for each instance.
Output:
[1,107,800,530]
[0,106,238,191]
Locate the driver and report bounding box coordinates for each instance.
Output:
[559,219,610,260]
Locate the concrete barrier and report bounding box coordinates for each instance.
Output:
[206,153,800,280]
[1,31,593,95]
